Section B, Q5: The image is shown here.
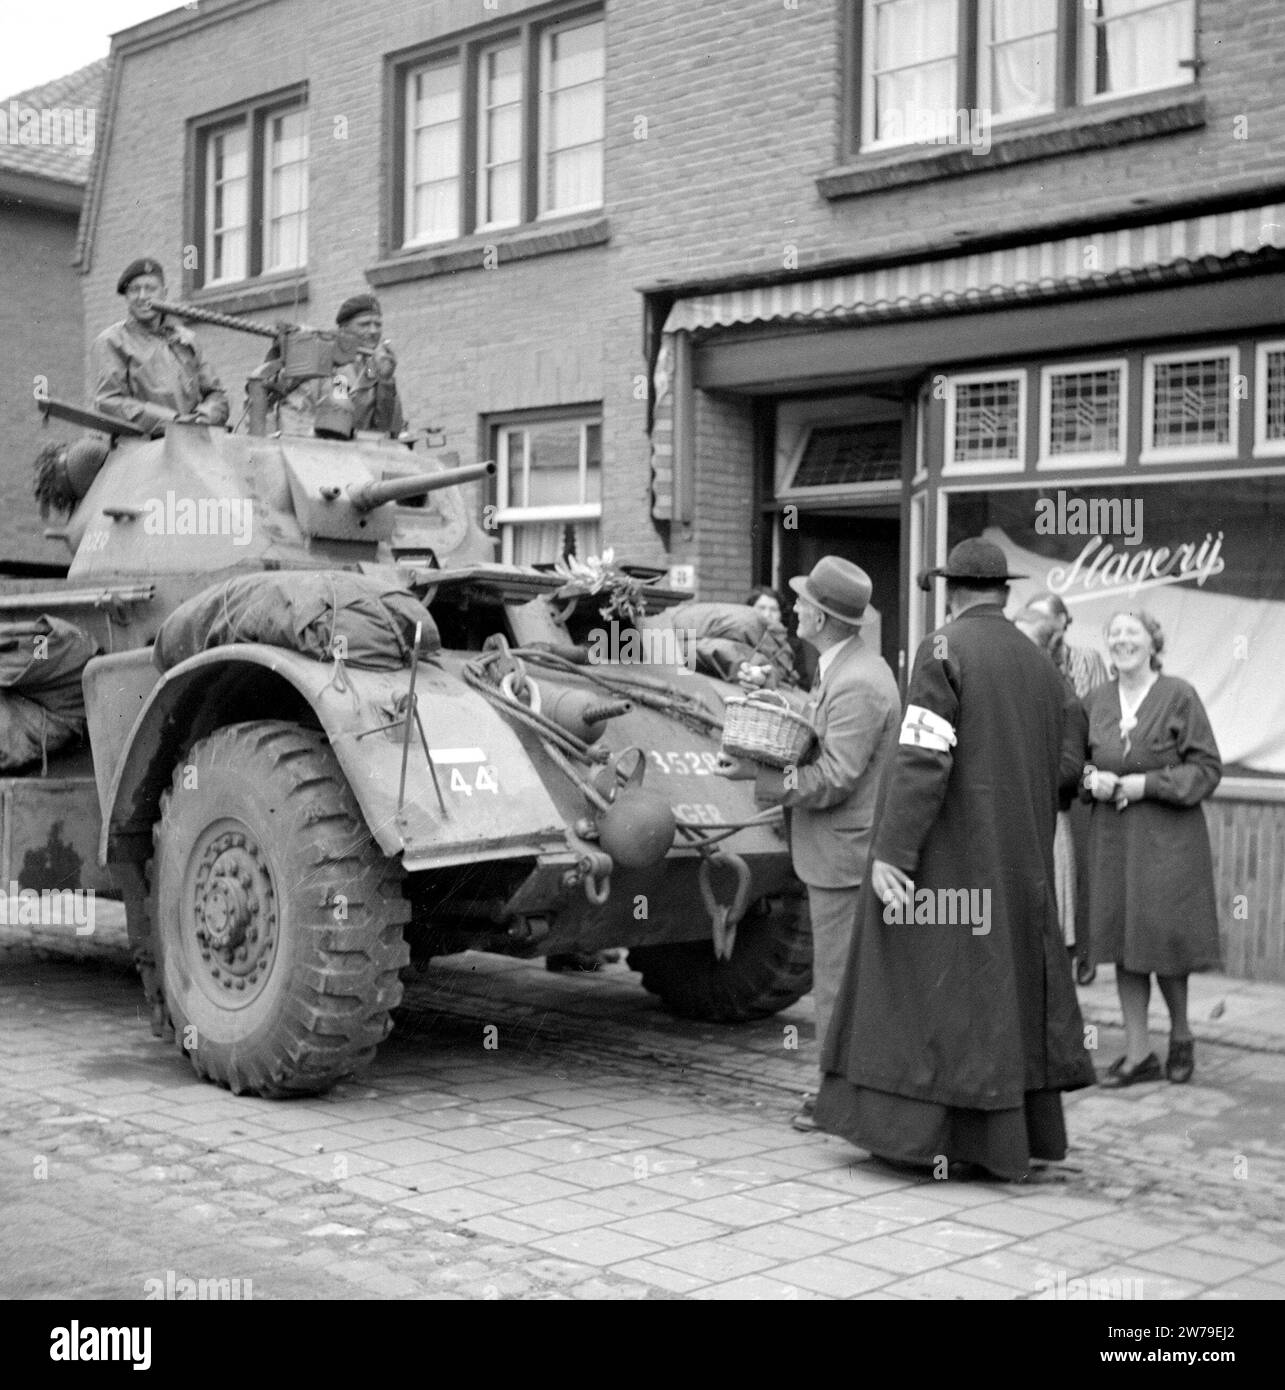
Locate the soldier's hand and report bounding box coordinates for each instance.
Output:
[871,859,912,914]
[371,339,397,382]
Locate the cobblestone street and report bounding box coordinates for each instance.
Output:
[2,941,1282,1303]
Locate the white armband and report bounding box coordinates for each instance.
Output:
[900,704,957,753]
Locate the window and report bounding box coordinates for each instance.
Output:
[788,422,903,490]
[493,412,602,565]
[398,8,604,248]
[193,90,308,288]
[1142,349,1238,463]
[858,0,1194,151]
[1255,342,1285,458]
[1038,359,1127,468]
[944,371,1026,473]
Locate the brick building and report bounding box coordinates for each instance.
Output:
[0,58,105,564]
[81,0,1284,977]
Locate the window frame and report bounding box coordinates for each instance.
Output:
[1036,357,1129,470]
[189,85,308,291]
[852,0,1197,155]
[1253,340,1285,460]
[391,3,604,253]
[942,368,1028,476]
[490,407,604,566]
[1140,346,1240,465]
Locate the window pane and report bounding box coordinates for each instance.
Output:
[1047,368,1122,456]
[1084,0,1195,100]
[1266,349,1285,445]
[541,19,604,214]
[527,422,584,508]
[408,60,461,243]
[953,379,1023,462]
[985,0,1057,118]
[870,0,958,145]
[208,125,247,282]
[1151,357,1231,449]
[479,47,522,227]
[266,109,308,272]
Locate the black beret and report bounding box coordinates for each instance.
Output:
[336,293,381,326]
[117,258,165,295]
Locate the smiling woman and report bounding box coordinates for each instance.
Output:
[1081,608,1223,1089]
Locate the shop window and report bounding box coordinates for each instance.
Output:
[191,90,308,288]
[1038,360,1126,468]
[1255,342,1285,458]
[492,411,602,566]
[943,476,1285,778]
[1142,349,1238,463]
[397,8,604,248]
[789,422,902,490]
[855,0,1195,152]
[944,371,1026,474]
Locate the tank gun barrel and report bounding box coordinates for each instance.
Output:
[151,299,280,339]
[348,461,496,512]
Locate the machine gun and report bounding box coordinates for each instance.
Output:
[152,299,398,438]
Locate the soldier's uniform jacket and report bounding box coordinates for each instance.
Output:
[822,604,1095,1109]
[276,357,406,438]
[92,315,229,435]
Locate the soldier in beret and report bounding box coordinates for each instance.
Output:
[272,293,406,439]
[92,259,229,435]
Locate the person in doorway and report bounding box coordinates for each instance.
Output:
[717,557,900,1131]
[1082,610,1222,1087]
[816,538,1094,1180]
[91,258,229,435]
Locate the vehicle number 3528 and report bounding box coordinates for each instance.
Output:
[648,750,722,776]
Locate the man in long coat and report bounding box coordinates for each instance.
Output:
[815,538,1095,1180]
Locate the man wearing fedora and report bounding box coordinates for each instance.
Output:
[814,537,1095,1179]
[92,258,229,436]
[717,556,900,1130]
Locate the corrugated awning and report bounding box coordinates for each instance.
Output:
[661,202,1285,336]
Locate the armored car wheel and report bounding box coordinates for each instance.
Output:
[151,720,410,1097]
[627,895,812,1023]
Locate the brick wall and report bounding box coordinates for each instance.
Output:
[0,203,83,565]
[83,0,1285,591]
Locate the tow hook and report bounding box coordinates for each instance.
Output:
[562,823,613,906]
[699,850,752,960]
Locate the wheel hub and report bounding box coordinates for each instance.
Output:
[192,831,277,996]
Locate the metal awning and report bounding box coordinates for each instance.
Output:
[661,202,1285,337]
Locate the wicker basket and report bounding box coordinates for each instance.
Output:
[721,690,817,769]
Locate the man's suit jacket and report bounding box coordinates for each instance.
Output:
[755,635,900,889]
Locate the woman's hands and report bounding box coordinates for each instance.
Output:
[1084,765,1146,809]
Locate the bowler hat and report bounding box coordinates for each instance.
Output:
[336,293,381,326]
[788,556,872,625]
[116,257,164,294]
[921,537,1027,586]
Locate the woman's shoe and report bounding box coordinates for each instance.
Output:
[1099,1053,1162,1088]
[1166,1039,1195,1084]
[1075,958,1097,986]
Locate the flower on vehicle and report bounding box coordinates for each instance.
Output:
[551,548,647,624]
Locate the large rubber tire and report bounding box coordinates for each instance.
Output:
[152,721,410,1097]
[627,896,812,1023]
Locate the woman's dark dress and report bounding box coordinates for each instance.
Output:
[1083,675,1222,974]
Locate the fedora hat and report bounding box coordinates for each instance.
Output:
[920,537,1027,588]
[788,556,872,625]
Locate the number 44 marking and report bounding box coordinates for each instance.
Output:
[448,765,499,795]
